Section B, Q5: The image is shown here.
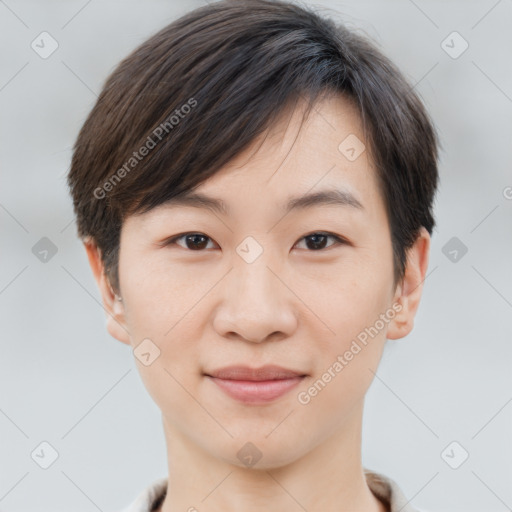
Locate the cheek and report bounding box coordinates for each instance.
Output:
[302,254,392,393]
[298,285,390,423]
[301,258,391,340]
[126,313,202,428]
[121,252,202,338]
[118,255,204,398]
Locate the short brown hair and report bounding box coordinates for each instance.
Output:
[67,0,440,295]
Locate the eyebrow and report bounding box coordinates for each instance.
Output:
[161,188,364,216]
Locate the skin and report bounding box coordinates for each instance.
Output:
[85,93,430,512]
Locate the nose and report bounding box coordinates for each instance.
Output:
[213,255,298,344]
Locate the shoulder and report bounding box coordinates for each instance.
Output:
[118,477,168,512]
[364,469,433,512]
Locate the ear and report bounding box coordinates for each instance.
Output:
[386,227,431,340]
[83,239,131,345]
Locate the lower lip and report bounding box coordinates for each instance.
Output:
[207,376,305,404]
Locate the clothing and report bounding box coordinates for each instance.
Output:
[120,469,427,512]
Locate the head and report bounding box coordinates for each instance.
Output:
[67,0,439,468]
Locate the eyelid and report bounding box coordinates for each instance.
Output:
[158,232,218,249]
[159,231,350,250]
[295,231,349,250]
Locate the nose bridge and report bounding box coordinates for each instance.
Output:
[214,237,297,342]
[234,243,281,318]
[234,234,277,297]
[236,248,275,303]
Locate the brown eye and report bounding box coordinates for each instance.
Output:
[163,231,346,252]
[295,232,346,251]
[167,233,215,250]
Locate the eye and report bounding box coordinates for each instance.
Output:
[165,232,217,251]
[161,231,347,252]
[294,232,347,251]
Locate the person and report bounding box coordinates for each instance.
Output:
[66,1,439,510]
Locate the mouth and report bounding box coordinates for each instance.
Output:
[203,365,308,404]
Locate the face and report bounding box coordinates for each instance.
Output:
[88,93,428,469]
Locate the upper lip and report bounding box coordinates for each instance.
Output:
[204,365,307,381]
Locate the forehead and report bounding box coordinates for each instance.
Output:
[129,93,388,234]
[166,94,382,217]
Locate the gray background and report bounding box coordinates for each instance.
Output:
[1,1,511,511]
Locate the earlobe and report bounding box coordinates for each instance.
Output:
[386,227,431,341]
[386,294,410,340]
[83,239,131,345]
[105,293,131,345]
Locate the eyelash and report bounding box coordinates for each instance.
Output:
[162,231,348,252]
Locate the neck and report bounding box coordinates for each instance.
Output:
[158,402,388,512]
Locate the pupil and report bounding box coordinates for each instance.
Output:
[188,234,207,250]
[307,234,326,250]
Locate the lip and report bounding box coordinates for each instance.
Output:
[204,365,307,404]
